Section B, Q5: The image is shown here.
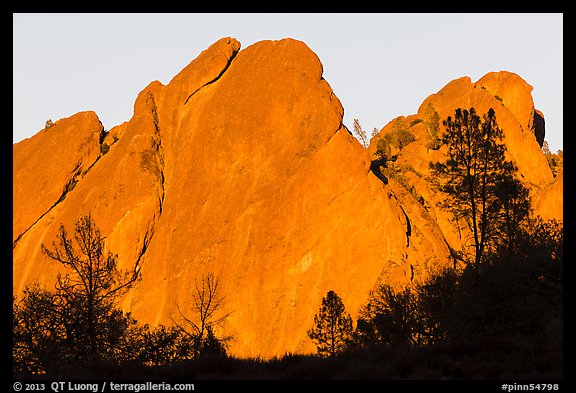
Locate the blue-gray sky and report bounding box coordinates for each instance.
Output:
[13,13,563,152]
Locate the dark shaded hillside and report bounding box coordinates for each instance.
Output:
[21,337,562,380]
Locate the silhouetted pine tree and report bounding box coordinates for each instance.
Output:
[307,290,353,357]
[430,107,530,271]
[40,213,140,363]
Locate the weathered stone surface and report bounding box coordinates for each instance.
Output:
[13,111,103,244]
[422,72,552,188]
[13,38,453,358]
[127,38,452,357]
[476,71,535,134]
[15,39,560,360]
[477,71,548,148]
[533,167,563,222]
[13,83,165,295]
[533,109,546,147]
[369,71,562,256]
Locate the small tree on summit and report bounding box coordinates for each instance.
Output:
[307,290,353,357]
[353,118,369,148]
[423,103,441,151]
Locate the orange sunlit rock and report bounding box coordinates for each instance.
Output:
[13,111,103,244]
[369,71,562,255]
[13,38,560,359]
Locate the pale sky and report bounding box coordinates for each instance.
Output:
[13,13,563,152]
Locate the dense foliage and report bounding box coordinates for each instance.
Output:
[13,215,229,378]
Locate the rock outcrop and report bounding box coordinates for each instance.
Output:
[13,37,454,358]
[13,111,103,245]
[533,109,546,147]
[12,39,562,359]
[533,168,563,222]
[368,71,562,255]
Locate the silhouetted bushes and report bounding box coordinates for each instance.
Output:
[14,214,562,379]
[350,218,562,351]
[13,215,230,379]
[20,336,561,380]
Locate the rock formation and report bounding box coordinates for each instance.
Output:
[13,38,452,357]
[13,38,561,358]
[368,70,563,255]
[533,168,563,221]
[13,112,103,245]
